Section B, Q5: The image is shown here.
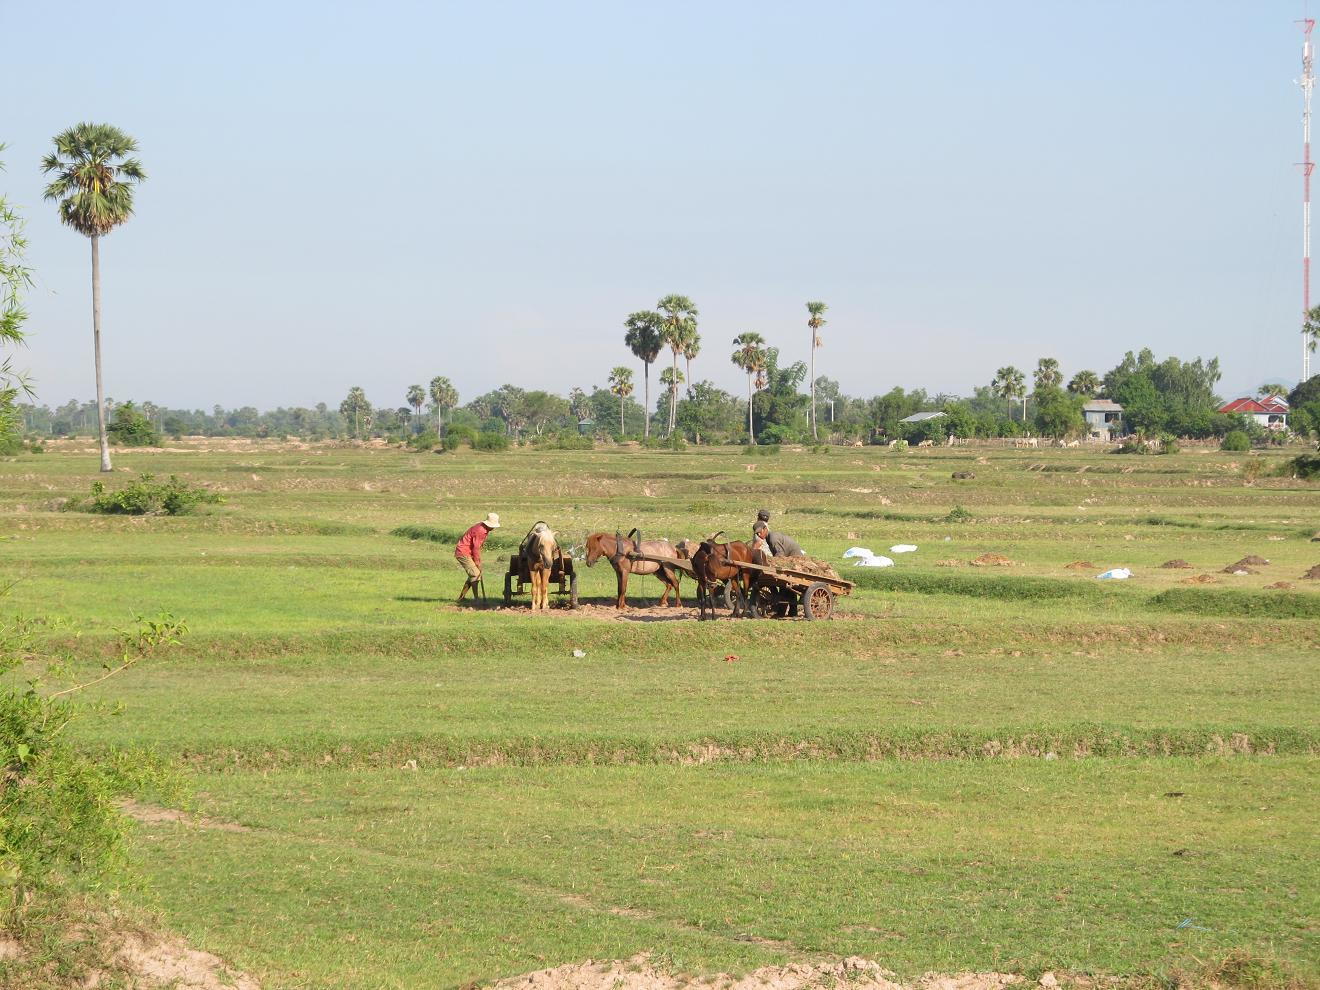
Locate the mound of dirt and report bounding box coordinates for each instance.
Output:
[970,553,1014,567]
[1265,581,1295,590]
[1181,574,1217,584]
[1063,561,1096,570]
[1159,559,1193,569]
[1302,564,1320,580]
[951,471,976,480]
[113,931,261,990]
[1228,555,1270,568]
[1222,566,1258,575]
[490,956,1022,990]
[936,559,965,567]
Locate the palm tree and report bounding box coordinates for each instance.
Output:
[41,123,146,472]
[339,386,370,439]
[624,311,664,440]
[682,334,701,396]
[659,366,684,432]
[731,332,767,443]
[1304,305,1320,362]
[992,366,1026,420]
[406,385,425,433]
[1257,383,1290,399]
[428,376,457,433]
[608,366,634,434]
[657,294,698,435]
[806,301,828,440]
[1067,370,1100,396]
[1034,357,1062,392]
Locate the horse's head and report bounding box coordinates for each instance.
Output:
[674,539,696,560]
[584,532,605,567]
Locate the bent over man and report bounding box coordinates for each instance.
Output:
[456,512,500,603]
[752,519,805,559]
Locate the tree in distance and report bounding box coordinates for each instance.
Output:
[993,366,1027,420]
[41,123,146,472]
[1034,357,1062,393]
[731,332,767,443]
[428,376,457,434]
[659,365,685,429]
[1257,383,1289,399]
[608,366,634,434]
[806,301,828,440]
[623,311,663,441]
[406,385,425,434]
[1304,304,1320,357]
[682,333,701,398]
[339,386,371,439]
[1068,370,1100,396]
[657,294,698,436]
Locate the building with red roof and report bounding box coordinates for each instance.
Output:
[1217,396,1289,430]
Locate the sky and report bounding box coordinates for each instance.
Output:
[1,0,1312,411]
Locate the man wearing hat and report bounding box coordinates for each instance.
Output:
[455,512,500,603]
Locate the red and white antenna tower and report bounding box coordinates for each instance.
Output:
[1301,17,1315,382]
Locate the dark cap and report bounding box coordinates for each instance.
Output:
[756,508,771,522]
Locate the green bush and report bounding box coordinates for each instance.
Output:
[1278,453,1320,479]
[407,430,439,451]
[749,443,781,457]
[106,403,161,447]
[0,610,186,913]
[79,474,222,516]
[943,504,974,523]
[1158,434,1180,455]
[1220,430,1250,452]
[472,431,509,452]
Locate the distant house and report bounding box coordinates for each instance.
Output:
[1217,397,1288,431]
[1082,399,1123,441]
[898,411,945,424]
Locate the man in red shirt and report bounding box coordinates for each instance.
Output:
[456,512,500,603]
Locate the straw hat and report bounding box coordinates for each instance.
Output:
[481,512,500,529]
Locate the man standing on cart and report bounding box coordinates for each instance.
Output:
[456,512,500,604]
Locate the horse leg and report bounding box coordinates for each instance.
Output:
[616,567,628,609]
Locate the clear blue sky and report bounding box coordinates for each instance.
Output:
[1,1,1309,410]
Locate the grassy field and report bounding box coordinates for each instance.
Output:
[1,440,1317,988]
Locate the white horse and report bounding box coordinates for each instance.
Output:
[522,522,558,612]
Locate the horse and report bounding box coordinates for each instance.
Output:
[689,533,759,619]
[521,522,558,612]
[584,531,683,609]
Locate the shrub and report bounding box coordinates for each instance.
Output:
[749,443,781,457]
[888,438,909,451]
[1221,430,1250,452]
[1158,433,1180,455]
[1279,453,1320,479]
[0,610,187,913]
[441,434,463,452]
[106,403,161,447]
[79,474,222,516]
[407,430,439,451]
[472,431,509,452]
[943,504,974,523]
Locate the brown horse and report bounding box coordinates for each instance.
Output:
[584,531,683,609]
[690,534,758,619]
[521,522,558,612]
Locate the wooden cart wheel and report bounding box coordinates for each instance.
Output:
[801,582,835,621]
[720,583,734,612]
[568,571,579,609]
[503,573,514,606]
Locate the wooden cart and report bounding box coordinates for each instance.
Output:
[504,528,579,608]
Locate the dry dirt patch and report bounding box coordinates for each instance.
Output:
[969,553,1014,567]
[1159,559,1193,569]
[1181,574,1217,585]
[111,931,261,989]
[489,956,1026,990]
[120,799,249,833]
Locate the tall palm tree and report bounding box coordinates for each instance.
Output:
[682,334,701,396]
[1257,383,1289,399]
[657,294,698,435]
[806,301,828,440]
[41,123,146,472]
[406,384,425,433]
[340,386,370,439]
[992,366,1026,420]
[1034,357,1062,392]
[624,311,663,440]
[608,366,634,435]
[731,332,767,443]
[1304,305,1320,364]
[659,366,684,431]
[1067,370,1100,396]
[428,376,457,433]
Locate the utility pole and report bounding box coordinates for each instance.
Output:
[1301,16,1315,382]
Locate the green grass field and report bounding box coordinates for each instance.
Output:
[2,441,1317,988]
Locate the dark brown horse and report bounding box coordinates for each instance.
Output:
[690,534,758,619]
[584,531,683,609]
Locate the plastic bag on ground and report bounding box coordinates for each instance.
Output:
[854,555,894,568]
[843,547,874,558]
[890,544,918,553]
[1096,568,1131,580]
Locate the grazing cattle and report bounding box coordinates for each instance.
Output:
[584,532,683,609]
[690,534,758,620]
[521,522,558,612]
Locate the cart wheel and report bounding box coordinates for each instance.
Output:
[801,582,835,621]
[748,584,777,619]
[569,572,579,609]
[503,573,513,606]
[720,583,734,612]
